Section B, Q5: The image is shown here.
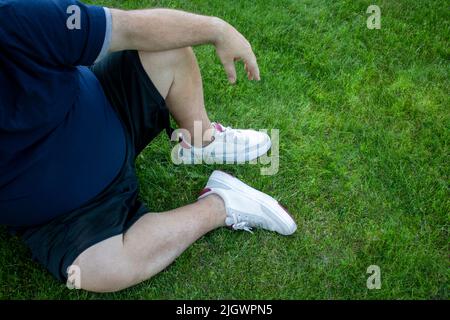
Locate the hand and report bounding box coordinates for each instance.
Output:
[213,18,260,84]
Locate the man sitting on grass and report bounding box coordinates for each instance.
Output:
[0,0,296,292]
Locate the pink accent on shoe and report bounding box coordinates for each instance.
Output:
[199,187,212,197]
[213,123,225,133]
[180,139,191,149]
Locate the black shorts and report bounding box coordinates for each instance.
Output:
[10,50,171,282]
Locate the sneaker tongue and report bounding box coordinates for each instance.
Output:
[212,122,225,133]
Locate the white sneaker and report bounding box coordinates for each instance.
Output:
[199,170,297,236]
[175,123,271,164]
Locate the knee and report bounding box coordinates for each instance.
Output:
[171,46,196,66]
[70,248,148,293]
[78,269,153,293]
[180,46,195,57]
[70,262,137,293]
[140,46,194,67]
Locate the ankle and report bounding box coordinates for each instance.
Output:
[199,194,227,227]
[181,122,215,148]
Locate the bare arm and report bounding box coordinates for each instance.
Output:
[109,8,260,83]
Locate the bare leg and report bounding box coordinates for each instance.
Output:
[73,195,226,293]
[139,47,213,145]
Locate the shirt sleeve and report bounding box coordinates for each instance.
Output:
[0,0,109,67]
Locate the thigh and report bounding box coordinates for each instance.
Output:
[90,50,171,155]
[138,50,174,100]
[137,47,192,99]
[14,148,149,283]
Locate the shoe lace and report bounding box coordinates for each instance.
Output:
[216,125,248,144]
[229,209,266,233]
[232,221,254,233]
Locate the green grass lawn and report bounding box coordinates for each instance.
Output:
[0,0,448,299]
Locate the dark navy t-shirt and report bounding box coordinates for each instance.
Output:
[0,0,126,226]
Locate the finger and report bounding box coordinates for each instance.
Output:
[247,58,260,81]
[245,52,260,81]
[222,59,237,84]
[244,63,252,80]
